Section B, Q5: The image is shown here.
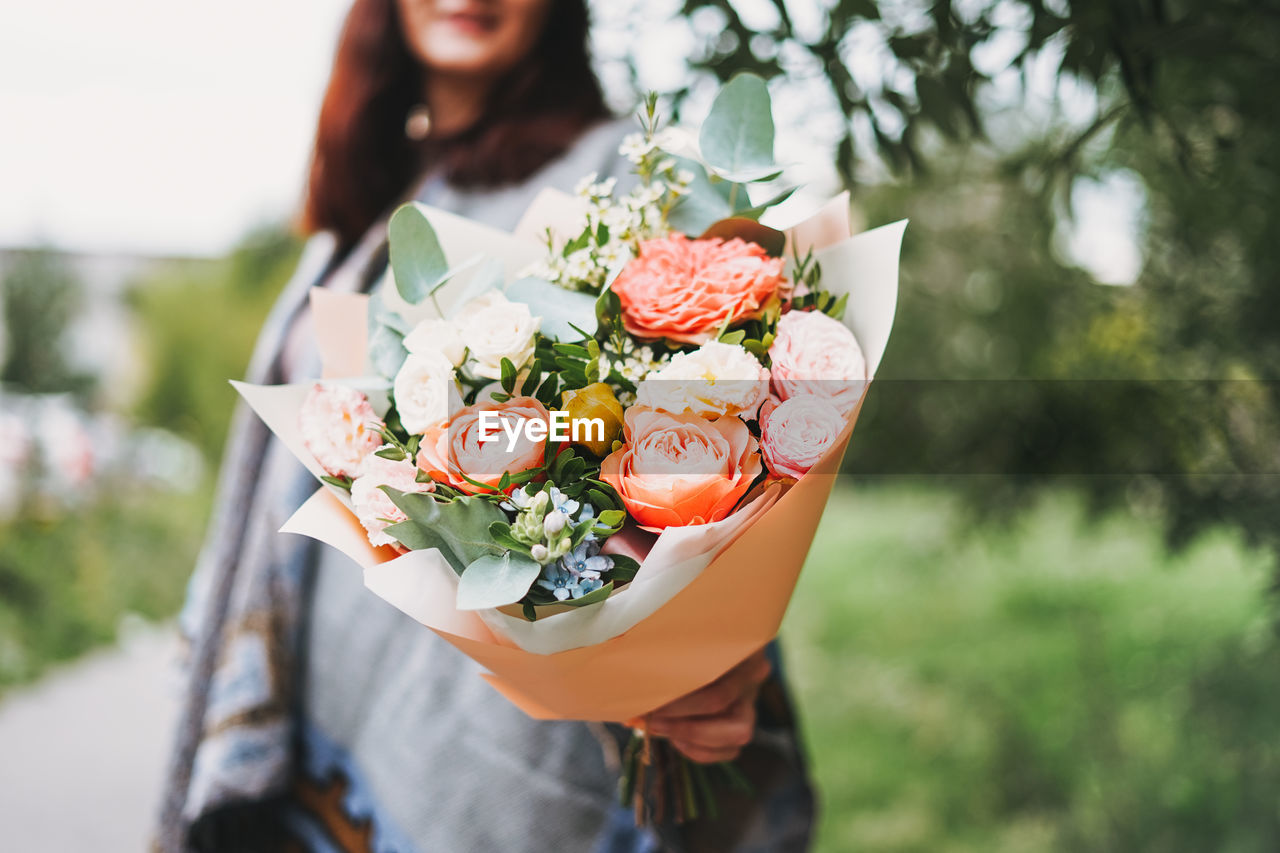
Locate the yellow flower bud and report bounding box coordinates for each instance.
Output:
[559,382,625,457]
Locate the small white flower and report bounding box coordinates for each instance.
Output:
[574,171,600,196]
[619,133,652,163]
[531,543,550,563]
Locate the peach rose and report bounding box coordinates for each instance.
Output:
[416,395,550,494]
[769,309,868,415]
[350,449,435,547]
[600,407,762,530]
[298,383,385,478]
[759,396,846,479]
[610,234,785,344]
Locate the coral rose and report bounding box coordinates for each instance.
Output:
[416,395,550,494]
[298,383,385,479]
[769,309,868,415]
[600,407,762,530]
[610,234,785,344]
[350,449,435,547]
[759,396,847,479]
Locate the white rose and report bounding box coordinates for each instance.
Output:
[393,349,458,435]
[452,290,539,380]
[635,341,770,418]
[404,317,466,367]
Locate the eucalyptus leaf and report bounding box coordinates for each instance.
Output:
[505,276,598,340]
[456,551,543,610]
[735,185,799,221]
[699,73,776,182]
[388,203,450,304]
[368,323,407,379]
[381,492,504,573]
[667,156,733,234]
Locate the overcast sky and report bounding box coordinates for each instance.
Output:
[0,0,353,257]
[0,0,1141,283]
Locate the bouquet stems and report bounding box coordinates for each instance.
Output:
[618,729,753,826]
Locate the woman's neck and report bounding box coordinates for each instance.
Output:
[423,74,492,137]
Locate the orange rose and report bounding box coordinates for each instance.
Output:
[416,396,549,494]
[600,407,762,530]
[609,234,785,344]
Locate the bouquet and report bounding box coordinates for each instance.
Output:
[235,74,904,820]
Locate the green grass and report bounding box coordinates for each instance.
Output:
[0,487,209,690]
[783,484,1280,852]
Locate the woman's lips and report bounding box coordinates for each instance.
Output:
[442,12,499,36]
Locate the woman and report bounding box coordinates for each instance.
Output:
[159,1,815,850]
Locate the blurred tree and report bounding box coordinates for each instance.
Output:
[128,227,300,461]
[0,249,95,399]
[644,0,1280,565]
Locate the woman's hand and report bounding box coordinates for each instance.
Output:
[639,648,772,764]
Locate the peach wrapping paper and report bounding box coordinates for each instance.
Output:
[235,189,906,721]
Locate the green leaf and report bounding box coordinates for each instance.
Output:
[500,357,516,394]
[388,203,450,304]
[505,277,599,340]
[367,320,407,379]
[487,521,530,553]
[381,492,504,573]
[735,185,799,220]
[596,509,626,528]
[699,73,777,182]
[668,157,733,235]
[560,581,614,609]
[608,554,640,583]
[456,551,543,610]
[319,474,352,491]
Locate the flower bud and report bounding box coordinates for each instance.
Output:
[559,382,625,457]
[530,544,550,563]
[543,509,568,536]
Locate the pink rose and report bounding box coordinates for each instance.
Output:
[610,234,785,344]
[350,450,435,547]
[600,407,762,530]
[416,396,550,494]
[769,309,868,414]
[299,383,385,479]
[759,396,847,479]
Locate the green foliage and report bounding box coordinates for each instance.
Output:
[0,248,95,399]
[504,276,599,341]
[785,485,1280,852]
[387,202,451,305]
[127,227,300,460]
[382,491,504,573]
[456,551,543,610]
[699,72,778,182]
[0,488,209,691]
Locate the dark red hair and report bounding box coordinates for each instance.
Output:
[301,0,609,250]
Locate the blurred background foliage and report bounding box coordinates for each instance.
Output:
[2,0,1279,848]
[646,0,1280,562]
[127,227,300,460]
